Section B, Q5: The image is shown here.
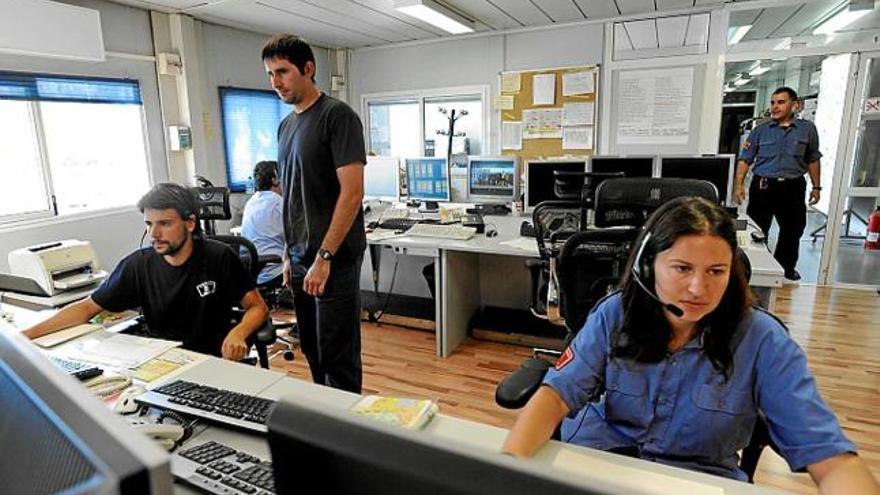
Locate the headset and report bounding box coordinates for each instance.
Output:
[630,211,685,318]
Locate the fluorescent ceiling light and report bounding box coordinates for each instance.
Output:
[727,25,752,44]
[394,0,474,34]
[813,7,870,35]
[733,77,752,87]
[749,65,771,76]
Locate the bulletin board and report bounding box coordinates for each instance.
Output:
[498,65,599,164]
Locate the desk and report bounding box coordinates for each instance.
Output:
[368,214,784,357]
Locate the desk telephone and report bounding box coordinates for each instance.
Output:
[127,417,185,451]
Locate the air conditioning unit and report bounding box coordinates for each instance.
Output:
[0,0,105,62]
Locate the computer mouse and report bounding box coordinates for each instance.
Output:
[114,385,147,415]
[485,228,498,238]
[367,220,380,230]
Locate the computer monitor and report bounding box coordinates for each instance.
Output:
[525,158,588,211]
[405,157,450,203]
[659,155,734,206]
[467,156,519,203]
[0,330,172,494]
[267,398,639,495]
[589,156,656,178]
[365,156,401,202]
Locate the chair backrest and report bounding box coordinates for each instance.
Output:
[556,229,639,335]
[531,201,581,261]
[594,177,719,228]
[192,186,231,235]
[209,234,261,282]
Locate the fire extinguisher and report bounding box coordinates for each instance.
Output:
[867,206,880,250]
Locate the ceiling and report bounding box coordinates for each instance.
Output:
[104,0,734,49]
[105,0,880,50]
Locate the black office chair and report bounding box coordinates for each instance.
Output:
[594,177,719,228]
[496,229,637,409]
[526,201,581,319]
[192,186,282,369]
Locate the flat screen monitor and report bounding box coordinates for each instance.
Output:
[405,157,450,202]
[659,155,734,206]
[525,159,588,210]
[267,398,640,495]
[467,156,518,202]
[589,156,655,178]
[0,330,172,494]
[365,156,400,202]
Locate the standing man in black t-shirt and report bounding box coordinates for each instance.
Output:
[262,35,366,393]
[23,183,269,360]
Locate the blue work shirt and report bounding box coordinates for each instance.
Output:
[738,119,821,179]
[241,190,285,284]
[543,293,855,481]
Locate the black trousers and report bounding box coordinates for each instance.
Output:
[291,256,363,393]
[746,176,807,273]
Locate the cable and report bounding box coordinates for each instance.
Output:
[370,256,400,323]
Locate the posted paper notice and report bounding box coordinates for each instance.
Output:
[523,108,562,139]
[502,121,523,150]
[501,73,521,93]
[532,73,556,106]
[563,70,594,96]
[562,102,594,126]
[563,126,593,150]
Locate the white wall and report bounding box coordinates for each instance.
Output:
[0,0,165,271]
[350,24,603,155]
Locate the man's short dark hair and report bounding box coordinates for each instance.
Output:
[137,183,201,233]
[253,161,278,191]
[772,86,798,101]
[262,34,315,83]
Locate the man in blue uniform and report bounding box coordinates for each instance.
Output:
[733,87,821,281]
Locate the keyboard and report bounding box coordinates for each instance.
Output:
[135,380,275,433]
[172,440,275,495]
[405,223,477,240]
[48,355,103,380]
[377,218,419,231]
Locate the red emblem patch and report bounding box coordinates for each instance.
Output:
[742,140,751,150]
[555,347,574,371]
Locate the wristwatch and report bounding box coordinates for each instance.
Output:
[812,187,822,191]
[317,248,334,261]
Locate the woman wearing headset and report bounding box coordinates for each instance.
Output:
[502,197,878,494]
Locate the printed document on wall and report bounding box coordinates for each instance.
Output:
[502,121,523,150]
[501,73,521,93]
[563,126,593,150]
[617,67,693,145]
[562,102,594,126]
[532,74,556,106]
[563,70,594,96]
[522,109,562,139]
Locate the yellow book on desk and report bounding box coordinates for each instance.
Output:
[349,395,438,430]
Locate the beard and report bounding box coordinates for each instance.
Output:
[153,233,189,257]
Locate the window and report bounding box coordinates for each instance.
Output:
[364,86,488,160]
[220,87,291,192]
[0,71,150,222]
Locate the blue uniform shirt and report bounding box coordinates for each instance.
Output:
[738,119,821,179]
[543,293,855,481]
[241,190,285,284]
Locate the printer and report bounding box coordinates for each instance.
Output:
[7,240,108,297]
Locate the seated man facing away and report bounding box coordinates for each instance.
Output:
[241,160,285,289]
[23,183,269,361]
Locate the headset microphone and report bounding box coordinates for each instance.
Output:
[631,232,685,318]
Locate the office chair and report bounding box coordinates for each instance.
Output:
[552,170,625,230]
[526,201,582,319]
[594,177,719,229]
[496,228,637,409]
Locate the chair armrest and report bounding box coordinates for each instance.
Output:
[258,254,282,265]
[246,319,276,346]
[495,358,552,409]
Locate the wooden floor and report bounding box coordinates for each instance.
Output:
[269,285,880,494]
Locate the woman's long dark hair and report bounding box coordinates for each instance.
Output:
[611,197,752,380]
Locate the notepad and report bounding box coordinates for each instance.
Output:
[33,323,102,348]
[349,395,438,430]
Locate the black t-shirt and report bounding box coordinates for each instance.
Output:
[277,93,367,270]
[91,239,254,356]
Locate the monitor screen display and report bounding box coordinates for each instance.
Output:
[590,156,654,178]
[365,156,400,201]
[406,158,450,202]
[659,156,734,205]
[468,157,517,201]
[525,160,587,209]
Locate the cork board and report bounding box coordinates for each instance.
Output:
[499,65,599,163]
